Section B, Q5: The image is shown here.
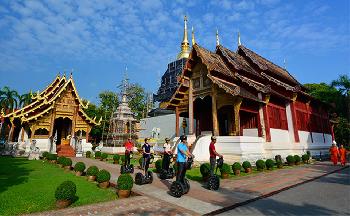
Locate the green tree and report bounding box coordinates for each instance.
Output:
[334,117,350,146]
[126,84,147,120]
[19,93,32,108]
[331,74,350,120]
[0,86,19,110]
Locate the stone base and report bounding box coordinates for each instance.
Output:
[28,152,40,160]
[75,153,83,157]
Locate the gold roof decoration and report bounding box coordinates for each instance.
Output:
[177,15,191,60]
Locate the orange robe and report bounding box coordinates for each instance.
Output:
[339,148,347,165]
[329,147,339,165]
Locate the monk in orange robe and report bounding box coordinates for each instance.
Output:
[329,144,339,165]
[339,145,347,166]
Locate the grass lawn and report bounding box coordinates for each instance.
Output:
[0,157,116,216]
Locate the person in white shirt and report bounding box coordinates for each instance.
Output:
[162,138,172,171]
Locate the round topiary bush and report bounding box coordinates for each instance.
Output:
[117,174,134,190]
[242,161,252,169]
[74,162,86,172]
[139,157,144,167]
[275,155,282,162]
[294,155,301,165]
[276,159,283,168]
[256,160,266,171]
[200,163,211,178]
[57,156,66,165]
[113,154,120,162]
[86,166,99,176]
[265,159,274,170]
[155,159,163,173]
[62,158,72,167]
[96,169,111,183]
[220,163,231,174]
[286,155,295,165]
[302,154,310,163]
[55,181,76,201]
[120,155,126,163]
[95,151,101,159]
[86,151,91,158]
[232,162,241,171]
[47,153,58,161]
[42,151,49,159]
[101,153,108,160]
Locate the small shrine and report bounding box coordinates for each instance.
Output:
[105,76,138,146]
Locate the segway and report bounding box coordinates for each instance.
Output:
[207,157,223,191]
[170,156,194,198]
[135,171,153,185]
[159,154,175,180]
[120,152,134,174]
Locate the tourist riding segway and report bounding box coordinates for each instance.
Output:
[120,151,134,174]
[135,150,154,185]
[170,156,194,198]
[207,157,223,190]
[159,154,175,180]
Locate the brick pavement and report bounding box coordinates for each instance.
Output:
[45,158,348,216]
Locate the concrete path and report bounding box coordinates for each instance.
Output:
[57,158,348,215]
[218,167,350,216]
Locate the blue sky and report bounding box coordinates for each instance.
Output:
[0,0,349,104]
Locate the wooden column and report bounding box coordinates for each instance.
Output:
[212,84,219,136]
[290,95,300,142]
[263,95,271,142]
[175,107,180,137]
[306,101,313,143]
[330,124,335,141]
[189,79,194,135]
[49,110,56,137]
[233,97,242,136]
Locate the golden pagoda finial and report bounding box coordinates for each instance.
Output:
[177,15,190,59]
[191,26,196,45]
[238,31,241,46]
[216,28,220,46]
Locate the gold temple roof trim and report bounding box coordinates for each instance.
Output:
[21,104,55,123]
[78,108,101,125]
[31,75,61,100]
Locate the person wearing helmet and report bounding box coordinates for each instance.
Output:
[209,136,223,176]
[142,138,152,175]
[176,135,193,183]
[163,138,172,171]
[124,137,134,166]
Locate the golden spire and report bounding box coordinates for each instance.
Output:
[238,31,241,46]
[191,26,196,45]
[177,15,190,59]
[216,28,220,46]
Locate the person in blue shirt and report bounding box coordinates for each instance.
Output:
[176,135,193,183]
[142,138,152,175]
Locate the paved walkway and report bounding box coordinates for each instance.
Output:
[34,158,348,215]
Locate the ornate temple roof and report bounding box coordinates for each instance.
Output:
[1,74,101,125]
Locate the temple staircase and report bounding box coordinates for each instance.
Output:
[57,145,75,157]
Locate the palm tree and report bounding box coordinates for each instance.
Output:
[331,75,350,96]
[19,93,32,108]
[0,86,19,111]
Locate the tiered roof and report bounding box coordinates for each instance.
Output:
[1,74,101,125]
[163,43,313,109]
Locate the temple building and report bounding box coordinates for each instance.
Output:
[161,25,333,162]
[0,74,101,156]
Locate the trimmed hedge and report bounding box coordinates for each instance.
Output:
[42,151,49,159]
[96,169,111,183]
[220,163,231,174]
[120,155,126,163]
[242,161,251,169]
[55,181,76,201]
[155,159,163,172]
[286,155,295,165]
[47,153,57,161]
[294,155,301,164]
[86,151,91,158]
[276,159,283,168]
[57,156,66,165]
[200,163,211,178]
[86,166,99,176]
[256,160,266,171]
[95,151,101,159]
[232,162,241,171]
[117,174,134,190]
[62,157,72,167]
[265,159,274,170]
[74,162,86,172]
[139,157,143,167]
[302,154,310,163]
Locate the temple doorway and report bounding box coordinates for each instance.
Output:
[218,105,234,136]
[194,96,213,136]
[53,117,72,145]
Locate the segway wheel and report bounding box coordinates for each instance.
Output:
[120,165,125,174]
[208,175,220,191]
[170,181,184,198]
[135,172,144,185]
[130,164,134,174]
[184,178,190,194]
[147,171,153,184]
